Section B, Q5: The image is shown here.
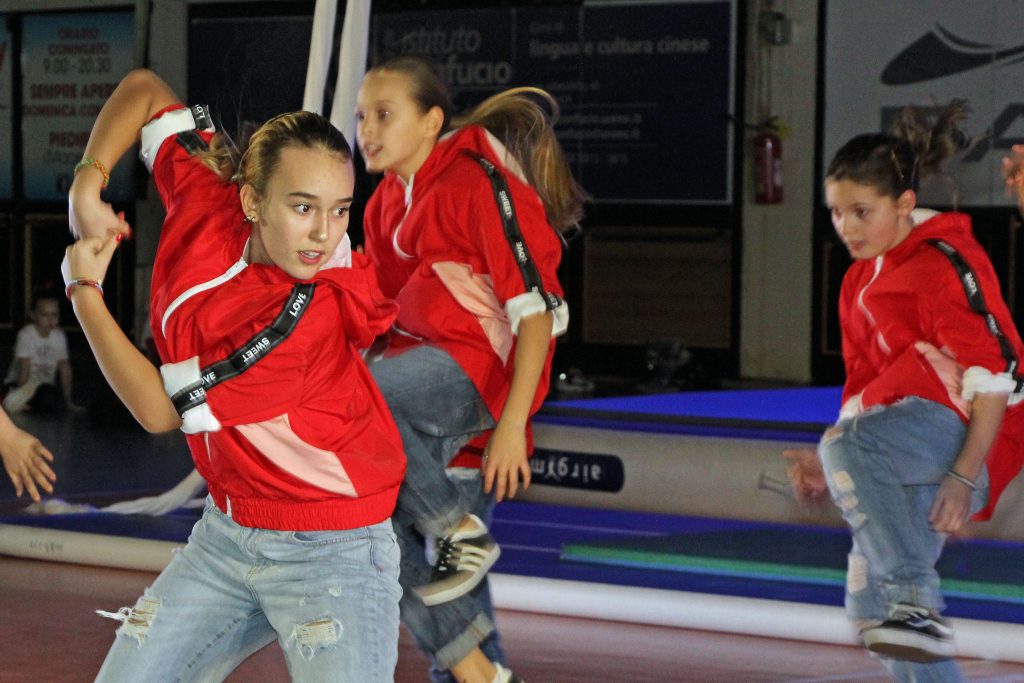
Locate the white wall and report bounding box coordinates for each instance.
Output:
[739,1,818,382]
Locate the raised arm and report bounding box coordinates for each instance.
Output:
[69,69,181,240]
[65,69,184,433]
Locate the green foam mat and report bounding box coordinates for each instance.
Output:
[561,527,1024,603]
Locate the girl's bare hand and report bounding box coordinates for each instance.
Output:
[63,230,123,286]
[482,422,531,502]
[0,427,56,502]
[68,180,131,240]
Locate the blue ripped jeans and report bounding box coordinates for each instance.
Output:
[95,498,402,682]
[370,345,506,679]
[819,397,989,683]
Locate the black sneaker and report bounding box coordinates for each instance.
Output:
[415,514,501,606]
[861,604,955,663]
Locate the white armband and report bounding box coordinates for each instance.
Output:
[505,291,569,337]
[139,106,216,171]
[160,356,222,434]
[962,366,1017,400]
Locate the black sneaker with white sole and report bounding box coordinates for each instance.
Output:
[861,604,955,663]
[414,514,501,606]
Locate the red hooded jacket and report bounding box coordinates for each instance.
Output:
[840,210,1024,519]
[142,105,405,531]
[364,125,568,465]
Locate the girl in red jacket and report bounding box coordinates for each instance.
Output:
[65,69,405,682]
[356,56,585,683]
[820,101,1024,682]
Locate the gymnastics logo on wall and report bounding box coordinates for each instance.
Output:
[825,1,1024,207]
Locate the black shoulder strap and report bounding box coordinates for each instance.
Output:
[927,238,1023,390]
[170,282,315,416]
[175,104,215,154]
[475,156,563,311]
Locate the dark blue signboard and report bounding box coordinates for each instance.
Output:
[373,1,735,204]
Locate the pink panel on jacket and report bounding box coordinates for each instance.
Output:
[431,261,513,363]
[236,414,358,497]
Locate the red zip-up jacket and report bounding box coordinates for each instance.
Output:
[141,105,405,530]
[840,210,1024,519]
[364,125,568,466]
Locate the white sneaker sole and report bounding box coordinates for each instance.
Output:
[415,545,501,606]
[862,627,956,663]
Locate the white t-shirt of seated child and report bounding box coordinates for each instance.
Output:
[6,324,68,385]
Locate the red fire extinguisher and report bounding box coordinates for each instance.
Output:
[754,120,783,205]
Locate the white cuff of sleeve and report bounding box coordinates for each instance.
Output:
[838,392,863,421]
[139,107,213,171]
[160,356,222,434]
[505,291,569,337]
[962,366,1017,400]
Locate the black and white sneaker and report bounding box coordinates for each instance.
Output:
[861,604,955,663]
[415,514,501,606]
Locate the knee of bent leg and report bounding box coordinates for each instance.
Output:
[287,617,343,661]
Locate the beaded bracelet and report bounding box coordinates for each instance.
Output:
[65,279,104,300]
[73,157,110,189]
[945,469,976,490]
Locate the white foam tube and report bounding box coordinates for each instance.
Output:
[490,574,1024,665]
[2,525,1020,664]
[0,524,179,572]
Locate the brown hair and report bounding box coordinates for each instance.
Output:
[369,55,587,232]
[367,55,453,133]
[198,110,352,194]
[455,87,588,231]
[825,99,974,200]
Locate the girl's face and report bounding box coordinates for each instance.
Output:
[242,145,354,281]
[355,70,443,181]
[825,179,915,260]
[32,299,60,335]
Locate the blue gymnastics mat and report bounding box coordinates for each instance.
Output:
[536,386,842,442]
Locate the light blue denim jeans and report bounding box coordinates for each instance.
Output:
[95,498,401,682]
[819,397,989,683]
[370,345,505,678]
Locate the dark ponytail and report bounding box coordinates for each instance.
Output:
[826,100,975,200]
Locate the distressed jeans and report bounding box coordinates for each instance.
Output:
[819,397,989,683]
[370,345,506,678]
[95,498,401,682]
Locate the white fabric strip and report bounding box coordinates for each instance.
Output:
[962,366,1019,401]
[302,0,337,114]
[506,291,569,337]
[161,257,248,336]
[329,0,372,144]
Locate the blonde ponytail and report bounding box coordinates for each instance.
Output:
[455,87,588,232]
